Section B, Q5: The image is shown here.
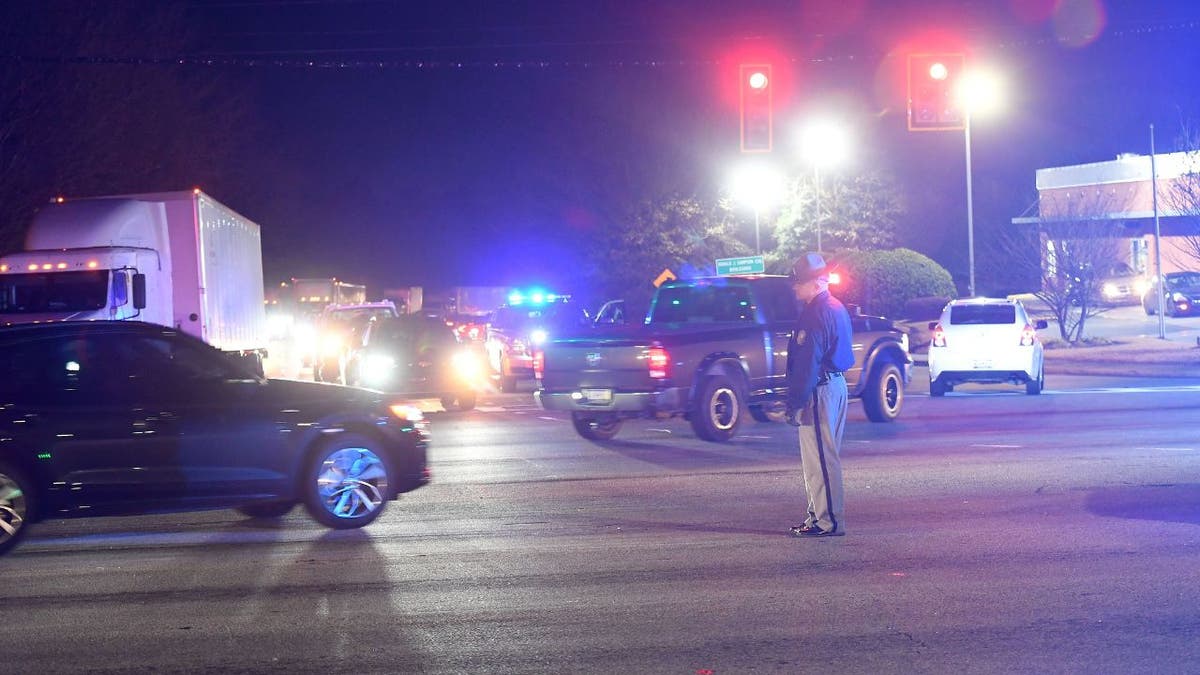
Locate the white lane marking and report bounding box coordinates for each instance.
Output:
[1135,446,1198,452]
[537,416,562,422]
[971,444,1022,448]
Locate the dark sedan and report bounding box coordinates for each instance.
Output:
[347,316,484,411]
[0,321,429,557]
[1143,271,1200,317]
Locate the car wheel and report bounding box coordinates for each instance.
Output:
[302,434,392,529]
[571,412,622,440]
[690,373,744,442]
[929,375,947,397]
[0,460,34,557]
[237,500,296,519]
[440,391,477,412]
[1026,367,1044,395]
[863,360,904,421]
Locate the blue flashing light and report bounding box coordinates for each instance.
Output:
[508,291,525,305]
[530,291,546,304]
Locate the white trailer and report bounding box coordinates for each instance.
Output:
[0,190,268,368]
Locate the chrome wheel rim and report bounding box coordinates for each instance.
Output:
[0,472,28,545]
[315,447,388,520]
[710,386,739,431]
[884,371,902,414]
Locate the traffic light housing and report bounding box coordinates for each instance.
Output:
[907,53,965,131]
[740,64,772,152]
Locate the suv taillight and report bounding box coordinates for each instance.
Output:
[533,349,545,379]
[931,324,946,348]
[647,346,670,379]
[1020,324,1037,346]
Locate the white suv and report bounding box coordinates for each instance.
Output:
[927,297,1048,396]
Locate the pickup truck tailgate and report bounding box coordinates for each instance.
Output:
[540,335,656,391]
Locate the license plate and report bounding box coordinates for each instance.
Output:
[972,360,993,369]
[581,388,613,403]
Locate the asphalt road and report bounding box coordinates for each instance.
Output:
[6,382,1200,674]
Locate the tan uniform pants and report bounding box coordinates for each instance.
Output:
[798,375,848,533]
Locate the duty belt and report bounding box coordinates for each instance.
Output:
[817,371,844,385]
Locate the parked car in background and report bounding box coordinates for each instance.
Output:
[927,297,1048,396]
[1095,262,1150,306]
[486,292,591,392]
[348,315,484,411]
[1142,271,1200,317]
[0,320,430,557]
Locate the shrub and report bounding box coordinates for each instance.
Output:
[829,248,956,319]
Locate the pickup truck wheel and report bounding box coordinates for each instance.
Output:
[690,374,744,442]
[441,391,477,412]
[862,360,904,422]
[571,413,622,441]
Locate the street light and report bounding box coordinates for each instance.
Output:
[731,163,786,254]
[955,67,1004,297]
[799,119,852,252]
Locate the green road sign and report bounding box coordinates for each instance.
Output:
[716,255,765,276]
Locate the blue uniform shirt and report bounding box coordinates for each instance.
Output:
[786,289,854,410]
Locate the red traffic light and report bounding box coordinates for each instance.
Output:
[740,64,773,153]
[907,53,965,131]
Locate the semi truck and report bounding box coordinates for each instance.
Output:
[0,189,269,372]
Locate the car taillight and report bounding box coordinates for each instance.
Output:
[931,324,946,348]
[533,349,545,379]
[1020,323,1037,346]
[511,338,526,354]
[647,346,670,379]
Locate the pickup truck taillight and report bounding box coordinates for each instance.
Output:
[930,323,946,348]
[533,349,545,380]
[647,346,670,379]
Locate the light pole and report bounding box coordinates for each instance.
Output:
[956,69,1003,298]
[731,163,785,255]
[800,119,851,253]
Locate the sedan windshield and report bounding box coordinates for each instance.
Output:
[0,270,109,313]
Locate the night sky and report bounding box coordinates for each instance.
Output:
[50,1,1200,294]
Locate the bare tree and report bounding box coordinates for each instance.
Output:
[1162,125,1200,268]
[992,190,1134,343]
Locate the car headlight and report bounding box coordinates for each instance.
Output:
[361,353,397,386]
[1102,282,1120,299]
[1133,279,1150,296]
[320,333,344,356]
[530,329,548,345]
[1172,292,1188,303]
[452,350,482,380]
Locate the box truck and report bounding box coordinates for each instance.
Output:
[0,189,269,372]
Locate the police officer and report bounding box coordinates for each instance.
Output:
[786,252,854,537]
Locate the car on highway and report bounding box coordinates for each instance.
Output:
[347,315,484,411]
[0,321,430,557]
[927,297,1048,396]
[313,301,400,384]
[486,292,591,392]
[1142,271,1200,317]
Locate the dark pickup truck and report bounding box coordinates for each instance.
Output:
[534,275,911,442]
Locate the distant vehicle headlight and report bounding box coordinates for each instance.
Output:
[1101,282,1120,299]
[1133,278,1150,296]
[530,328,549,345]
